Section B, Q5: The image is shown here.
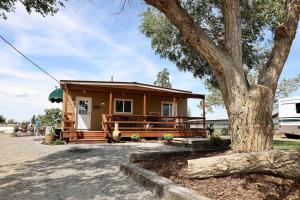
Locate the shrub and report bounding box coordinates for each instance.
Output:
[131,134,140,142]
[54,139,64,145]
[209,135,223,146]
[163,134,173,141]
[221,128,229,135]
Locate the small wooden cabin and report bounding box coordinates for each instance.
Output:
[61,80,206,143]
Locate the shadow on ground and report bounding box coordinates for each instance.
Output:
[0,144,165,200]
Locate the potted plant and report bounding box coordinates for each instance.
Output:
[44,126,56,144]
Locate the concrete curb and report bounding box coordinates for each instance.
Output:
[120,163,211,200]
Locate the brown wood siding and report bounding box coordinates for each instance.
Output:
[65,89,188,130]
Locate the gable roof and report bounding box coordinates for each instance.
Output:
[60,80,204,99]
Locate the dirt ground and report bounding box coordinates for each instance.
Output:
[0,134,184,200]
[138,153,300,200]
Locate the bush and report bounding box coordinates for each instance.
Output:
[209,135,223,146]
[163,134,173,141]
[54,139,64,145]
[221,128,229,135]
[131,134,140,142]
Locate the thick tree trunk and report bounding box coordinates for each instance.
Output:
[187,150,300,180]
[227,85,274,152]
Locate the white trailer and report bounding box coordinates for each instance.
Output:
[278,97,300,138]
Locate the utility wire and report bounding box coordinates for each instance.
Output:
[0,35,60,84]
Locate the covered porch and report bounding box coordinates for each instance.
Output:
[60,80,206,143]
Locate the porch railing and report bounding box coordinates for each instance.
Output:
[101,114,206,137]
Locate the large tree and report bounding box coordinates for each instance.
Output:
[0,0,65,20]
[141,0,300,152]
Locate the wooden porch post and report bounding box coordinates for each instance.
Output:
[202,97,206,133]
[109,91,113,115]
[173,97,177,130]
[143,94,147,115]
[63,85,68,116]
[173,97,177,116]
[143,94,147,129]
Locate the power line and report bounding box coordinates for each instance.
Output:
[0,35,60,84]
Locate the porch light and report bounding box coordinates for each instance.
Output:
[101,101,105,106]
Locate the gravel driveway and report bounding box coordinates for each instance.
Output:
[0,134,182,200]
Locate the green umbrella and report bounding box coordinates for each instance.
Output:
[48,88,63,103]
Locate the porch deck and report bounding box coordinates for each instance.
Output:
[63,114,206,143]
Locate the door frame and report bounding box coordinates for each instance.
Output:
[75,96,92,130]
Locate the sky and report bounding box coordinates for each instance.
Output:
[0,1,299,122]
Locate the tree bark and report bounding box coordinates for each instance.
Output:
[187,150,300,180]
[228,85,274,152]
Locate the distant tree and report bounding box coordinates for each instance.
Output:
[0,0,66,20]
[275,74,300,109]
[154,68,172,88]
[6,119,16,124]
[31,115,36,124]
[0,115,6,123]
[40,108,62,128]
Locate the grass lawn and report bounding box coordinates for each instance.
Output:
[273,140,300,150]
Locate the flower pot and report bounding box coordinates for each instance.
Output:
[45,134,55,144]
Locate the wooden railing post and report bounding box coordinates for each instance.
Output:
[202,97,206,135]
[109,91,113,115]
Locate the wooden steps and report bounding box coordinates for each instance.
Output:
[70,138,108,144]
[76,131,106,139]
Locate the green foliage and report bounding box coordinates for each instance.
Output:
[54,139,64,145]
[209,134,223,146]
[221,128,229,136]
[140,1,285,86]
[31,115,36,124]
[0,0,66,20]
[273,140,300,150]
[162,133,173,141]
[154,68,172,88]
[0,115,6,123]
[39,108,62,128]
[131,134,140,141]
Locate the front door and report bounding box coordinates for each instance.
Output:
[76,97,92,130]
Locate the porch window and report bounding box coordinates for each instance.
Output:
[162,102,175,116]
[296,103,300,114]
[114,99,133,114]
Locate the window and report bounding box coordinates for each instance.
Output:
[114,99,133,114]
[296,103,300,114]
[78,100,88,115]
[162,102,175,116]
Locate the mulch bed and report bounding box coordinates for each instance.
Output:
[137,152,300,200]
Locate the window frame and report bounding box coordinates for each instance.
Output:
[161,101,177,116]
[114,98,133,114]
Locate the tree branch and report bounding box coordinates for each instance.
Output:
[222,0,243,67]
[144,0,251,107]
[144,0,230,77]
[258,0,300,92]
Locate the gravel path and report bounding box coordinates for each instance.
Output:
[0,134,182,200]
